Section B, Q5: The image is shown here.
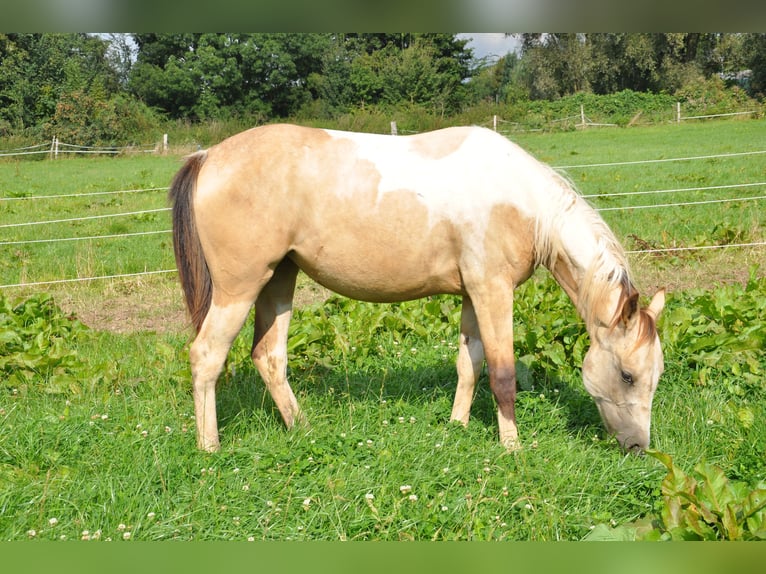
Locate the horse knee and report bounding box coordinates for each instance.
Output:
[489,365,517,402]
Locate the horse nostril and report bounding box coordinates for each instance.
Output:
[626,443,645,455]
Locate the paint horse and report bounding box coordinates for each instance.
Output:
[170,124,665,453]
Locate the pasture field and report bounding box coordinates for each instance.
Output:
[1,119,765,541]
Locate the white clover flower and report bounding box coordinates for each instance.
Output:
[399,485,412,494]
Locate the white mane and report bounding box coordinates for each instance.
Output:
[533,166,633,323]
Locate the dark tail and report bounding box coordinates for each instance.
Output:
[169,151,211,333]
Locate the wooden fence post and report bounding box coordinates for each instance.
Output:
[677,102,681,123]
[163,134,168,154]
[493,115,497,131]
[390,121,398,136]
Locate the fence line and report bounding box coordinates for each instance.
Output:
[0,208,170,229]
[1,137,163,159]
[597,194,766,212]
[0,186,168,202]
[678,110,756,122]
[0,149,53,158]
[0,143,49,153]
[0,229,171,247]
[554,149,766,170]
[626,241,766,255]
[582,181,766,200]
[0,269,176,290]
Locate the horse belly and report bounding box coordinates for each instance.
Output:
[289,222,464,302]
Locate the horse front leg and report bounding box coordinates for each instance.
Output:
[468,284,520,451]
[450,296,485,426]
[251,259,305,429]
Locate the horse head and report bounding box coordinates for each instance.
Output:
[582,288,665,453]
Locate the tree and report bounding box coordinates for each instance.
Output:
[743,33,766,96]
[516,34,590,99]
[513,33,742,99]
[316,33,472,114]
[129,33,332,120]
[0,33,121,135]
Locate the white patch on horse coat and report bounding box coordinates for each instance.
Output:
[323,127,552,228]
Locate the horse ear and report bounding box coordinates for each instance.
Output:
[620,290,640,326]
[645,289,665,320]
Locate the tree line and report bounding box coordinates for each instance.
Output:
[1,33,764,145]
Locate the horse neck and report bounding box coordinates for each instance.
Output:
[535,183,631,332]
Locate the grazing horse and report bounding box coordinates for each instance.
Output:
[170,124,665,453]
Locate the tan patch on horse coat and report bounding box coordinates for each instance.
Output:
[194,125,469,303]
[482,203,537,288]
[408,127,472,159]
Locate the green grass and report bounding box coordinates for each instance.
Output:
[1,118,765,541]
[2,280,764,541]
[0,155,179,287]
[513,119,766,254]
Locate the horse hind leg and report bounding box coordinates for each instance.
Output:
[251,258,305,429]
[450,296,485,426]
[190,297,256,452]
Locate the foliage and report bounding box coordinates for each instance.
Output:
[515,33,765,100]
[3,272,763,541]
[587,451,766,541]
[0,293,92,392]
[48,90,161,145]
[743,33,766,96]
[2,32,765,142]
[234,274,586,388]
[0,34,117,135]
[662,266,765,395]
[647,451,766,540]
[675,75,755,114]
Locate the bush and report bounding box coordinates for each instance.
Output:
[0,294,93,393]
[46,90,162,146]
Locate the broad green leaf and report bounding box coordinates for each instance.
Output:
[694,461,734,515]
[721,503,741,540]
[583,523,636,541]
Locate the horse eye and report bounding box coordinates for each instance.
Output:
[621,371,634,385]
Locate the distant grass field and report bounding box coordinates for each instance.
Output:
[1,119,764,541]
